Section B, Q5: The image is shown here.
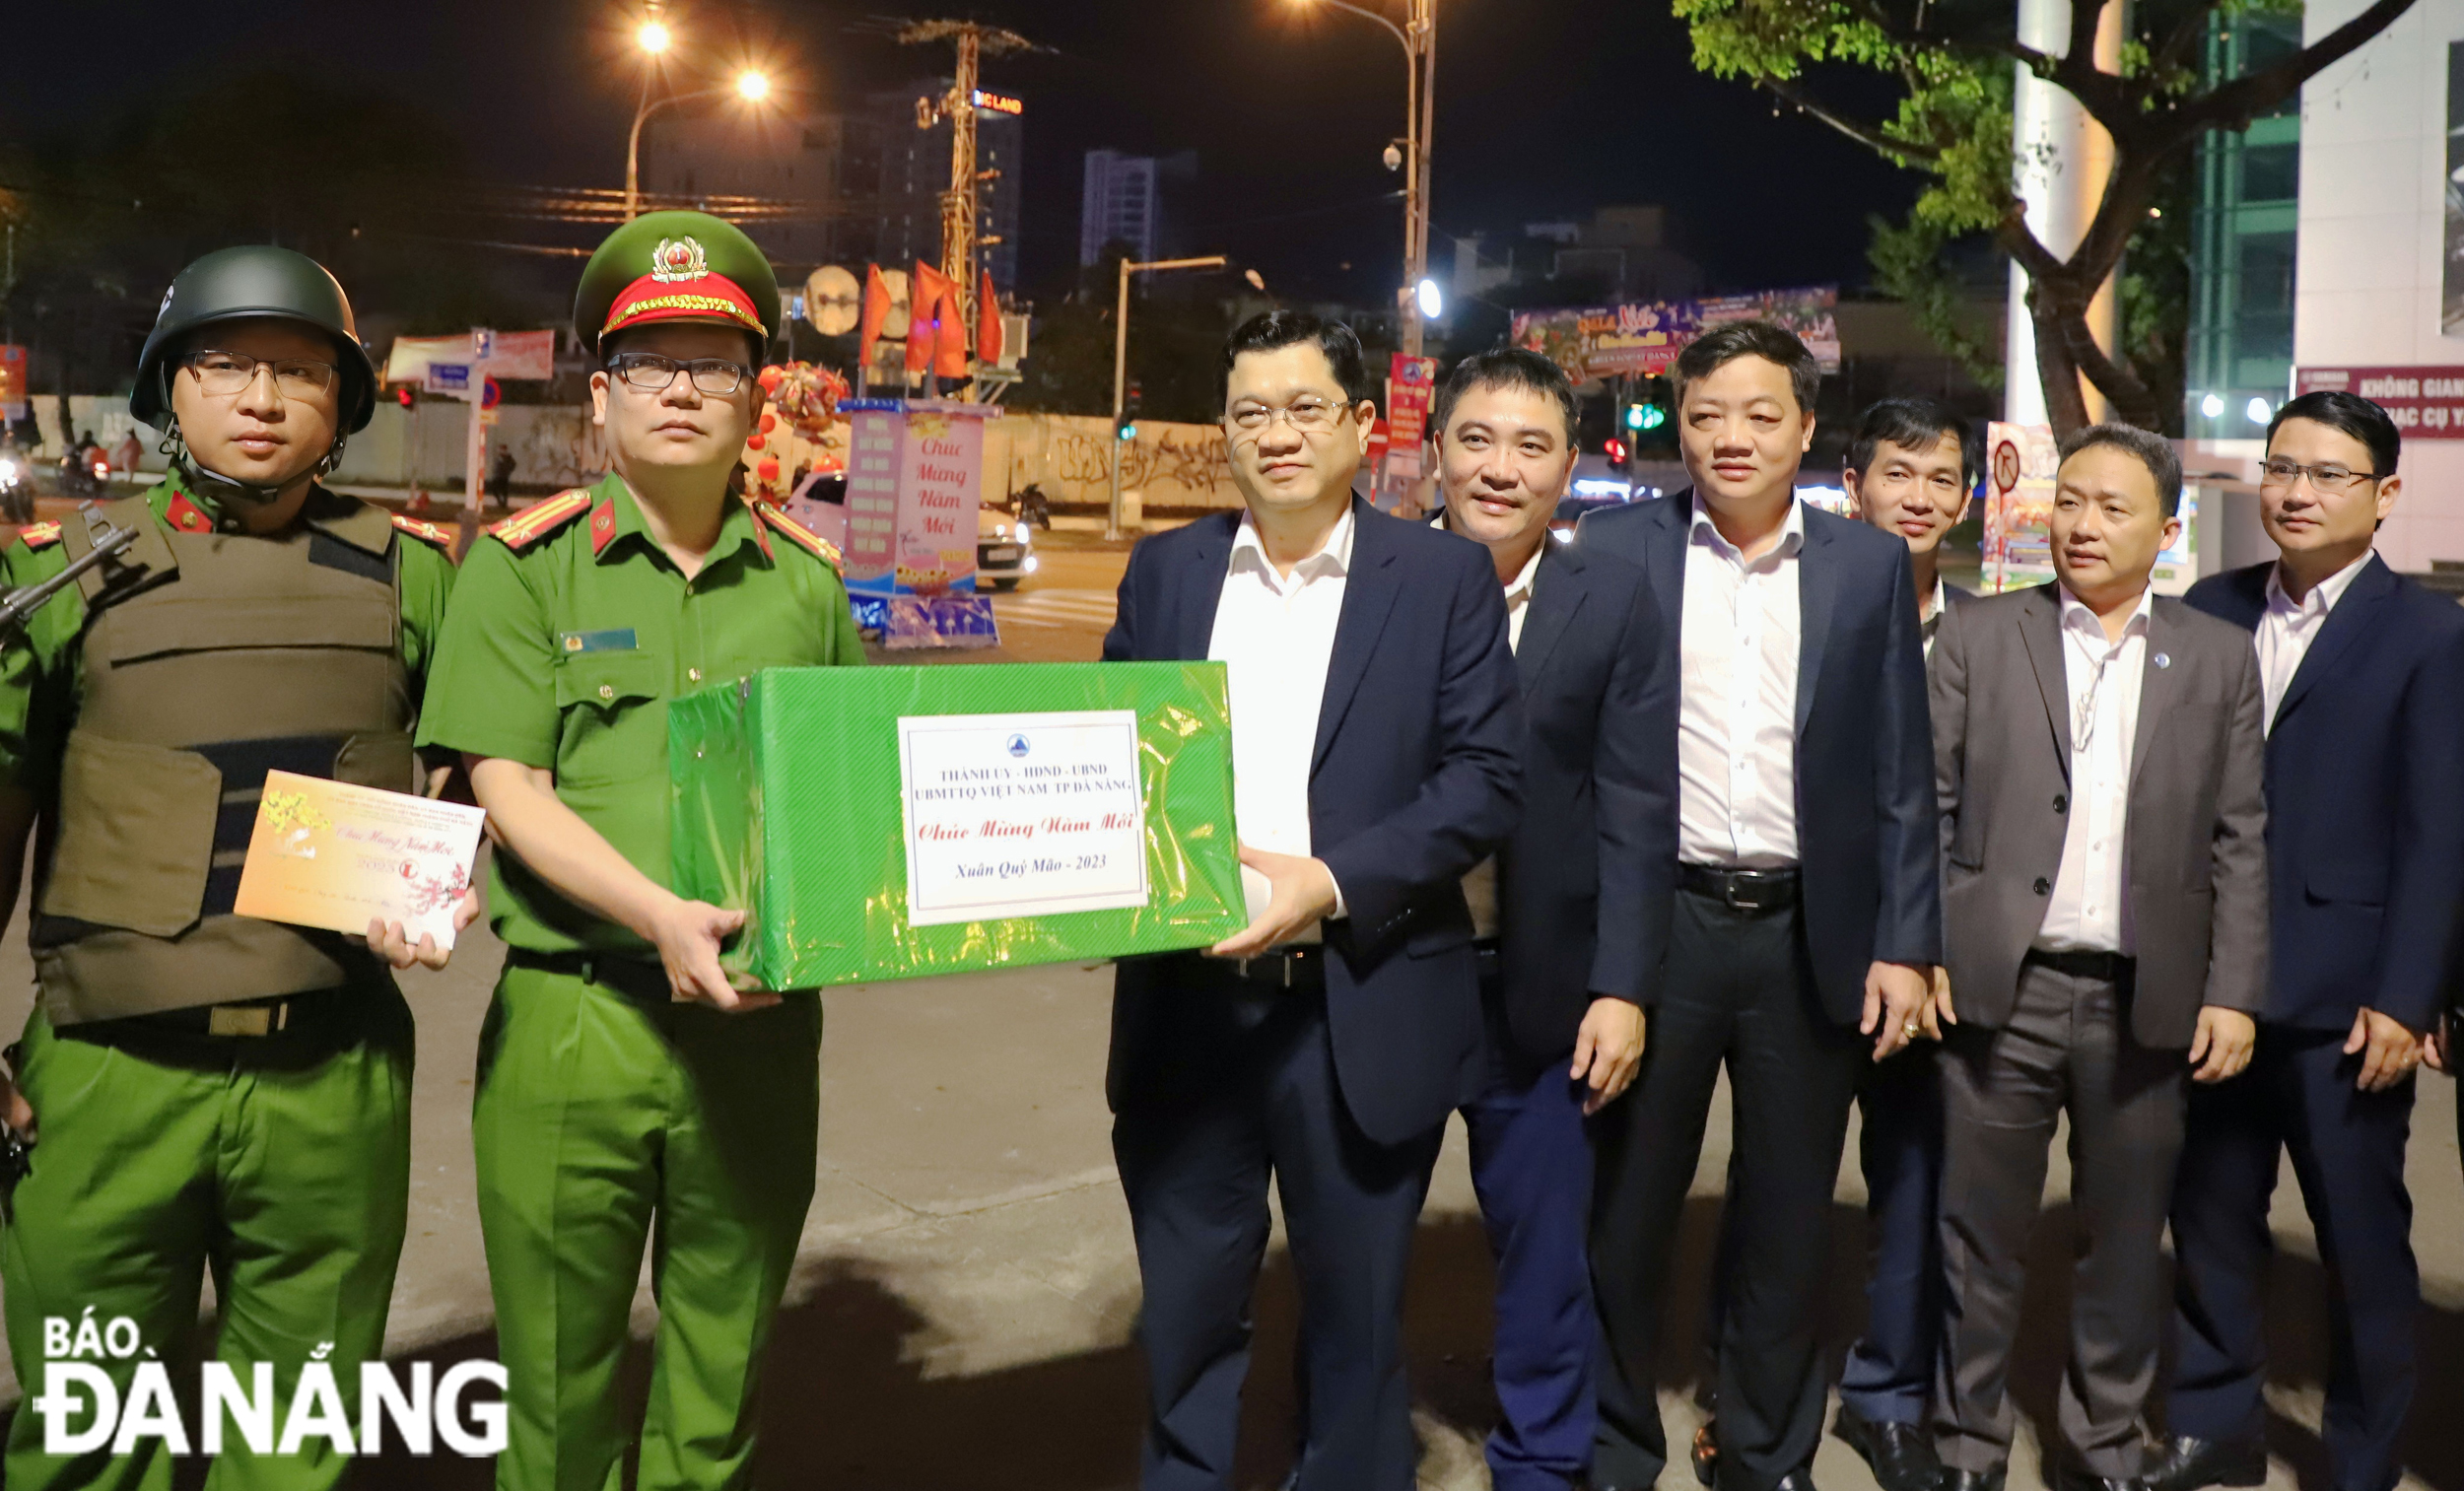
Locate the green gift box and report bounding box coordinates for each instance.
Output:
[670,661,1246,988]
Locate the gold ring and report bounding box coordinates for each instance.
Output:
[1901,1020,1921,1038]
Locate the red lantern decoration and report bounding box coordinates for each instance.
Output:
[745,434,766,451]
[759,412,778,434]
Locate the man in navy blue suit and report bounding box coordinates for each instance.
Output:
[1102,310,1524,1491]
[2158,390,2464,1491]
[1429,347,1671,1491]
[1577,321,1941,1491]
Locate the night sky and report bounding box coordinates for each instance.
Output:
[4,0,1920,309]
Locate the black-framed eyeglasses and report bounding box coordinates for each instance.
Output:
[183,350,338,399]
[606,353,752,396]
[2259,458,2380,493]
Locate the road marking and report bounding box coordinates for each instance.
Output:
[992,588,1118,631]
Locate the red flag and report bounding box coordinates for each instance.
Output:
[928,267,970,380]
[906,261,946,380]
[857,264,891,369]
[977,271,1004,368]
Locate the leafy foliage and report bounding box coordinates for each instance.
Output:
[1666,0,2418,433]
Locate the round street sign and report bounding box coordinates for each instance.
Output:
[480,376,502,411]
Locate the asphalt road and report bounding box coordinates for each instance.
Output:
[0,517,2459,1491]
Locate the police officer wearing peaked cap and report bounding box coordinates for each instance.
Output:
[0,243,471,1491]
[415,210,862,1490]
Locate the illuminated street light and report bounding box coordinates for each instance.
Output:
[736,70,772,102]
[2200,392,2225,420]
[637,20,671,54]
[1415,277,1443,319]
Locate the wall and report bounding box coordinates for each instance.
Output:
[985,415,1241,512]
[2294,0,2464,568]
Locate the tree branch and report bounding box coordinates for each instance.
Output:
[2150,0,2224,86]
[1754,80,1945,165]
[2180,0,2422,133]
[2065,0,2109,85]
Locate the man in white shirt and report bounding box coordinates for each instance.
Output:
[1928,424,2267,1491]
[1575,322,1939,1491]
[1429,348,1667,1491]
[2162,391,2464,1491]
[1101,312,1523,1491]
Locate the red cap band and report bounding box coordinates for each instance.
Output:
[602,271,765,340]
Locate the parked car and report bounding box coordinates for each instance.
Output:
[978,505,1037,591]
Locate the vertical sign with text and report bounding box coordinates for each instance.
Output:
[845,408,901,588]
[898,409,982,594]
[1385,355,1437,482]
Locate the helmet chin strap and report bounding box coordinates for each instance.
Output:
[161,417,347,508]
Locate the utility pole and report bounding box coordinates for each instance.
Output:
[902,20,1033,400]
[1300,0,1438,355]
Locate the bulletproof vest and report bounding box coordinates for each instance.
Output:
[31,493,416,1025]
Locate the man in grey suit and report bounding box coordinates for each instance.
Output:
[1928,424,2267,1491]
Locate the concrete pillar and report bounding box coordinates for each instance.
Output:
[2005,0,2125,425]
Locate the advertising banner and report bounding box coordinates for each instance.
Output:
[383,331,555,384]
[0,344,25,420]
[2294,366,2464,439]
[1385,355,1437,480]
[1984,422,2058,592]
[896,405,982,594]
[1511,286,1842,380]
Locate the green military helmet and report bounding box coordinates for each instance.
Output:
[574,210,779,357]
[130,245,378,435]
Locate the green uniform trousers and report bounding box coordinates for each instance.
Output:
[472,962,821,1491]
[0,988,415,1491]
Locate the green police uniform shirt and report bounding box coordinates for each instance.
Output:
[415,470,862,960]
[0,471,458,805]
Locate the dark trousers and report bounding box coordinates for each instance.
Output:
[1464,971,1599,1491]
[1934,962,2187,1478]
[1113,967,1444,1491]
[2168,1027,2418,1491]
[1591,888,1865,1491]
[1705,1043,1945,1426]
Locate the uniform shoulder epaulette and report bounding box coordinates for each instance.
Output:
[13,521,62,550]
[484,490,593,552]
[754,504,843,573]
[388,512,456,549]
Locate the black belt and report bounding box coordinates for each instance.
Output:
[506,948,673,1002]
[1677,862,1801,915]
[2023,947,2135,983]
[1226,945,1327,992]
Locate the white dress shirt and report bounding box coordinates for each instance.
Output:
[1209,508,1354,936]
[1922,576,1949,661]
[1440,527,1544,939]
[2035,585,2152,954]
[1677,500,1806,867]
[2255,550,2372,733]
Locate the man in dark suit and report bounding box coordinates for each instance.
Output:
[1929,424,2267,1491]
[1102,310,1524,1491]
[1428,347,1670,1490]
[1695,396,1979,1491]
[2158,391,2464,1491]
[1577,321,1941,1491]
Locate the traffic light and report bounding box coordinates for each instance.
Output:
[1625,401,1666,431]
[1623,403,1644,431]
[1605,438,1627,465]
[1118,421,1137,441]
[395,386,415,408]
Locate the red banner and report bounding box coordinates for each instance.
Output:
[2293,366,2464,439]
[1385,355,1437,480]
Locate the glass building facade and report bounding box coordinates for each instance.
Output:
[2185,13,2304,439]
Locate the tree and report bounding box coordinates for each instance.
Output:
[1675,0,2416,434]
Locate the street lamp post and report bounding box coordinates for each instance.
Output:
[626,70,772,221]
[1108,254,1230,540]
[1295,0,1435,355]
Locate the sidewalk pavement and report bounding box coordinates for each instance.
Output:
[0,894,2456,1490]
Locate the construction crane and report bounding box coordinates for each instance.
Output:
[900,20,1033,396]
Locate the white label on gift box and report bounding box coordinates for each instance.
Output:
[896,710,1149,926]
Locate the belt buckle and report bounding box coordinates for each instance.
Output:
[1721,875,1763,914]
[206,1003,285,1038]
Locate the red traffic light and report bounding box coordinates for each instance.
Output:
[395,386,415,408]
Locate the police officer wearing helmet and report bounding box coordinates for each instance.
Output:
[0,244,470,1490]
[416,211,860,1488]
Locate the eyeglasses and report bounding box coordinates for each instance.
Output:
[1227,398,1352,438]
[2258,458,2380,493]
[606,353,753,396]
[183,350,338,399]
